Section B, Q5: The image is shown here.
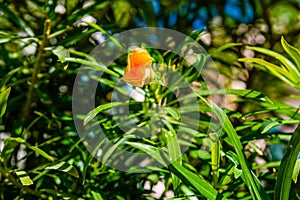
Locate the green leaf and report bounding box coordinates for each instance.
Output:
[45,161,79,178]
[239,57,299,89]
[281,36,300,72]
[163,107,180,120]
[84,102,125,125]
[194,88,272,102]
[52,46,69,63]
[60,29,96,46]
[112,0,136,28]
[292,159,300,183]
[162,121,182,191]
[15,171,33,186]
[0,5,34,37]
[5,137,55,162]
[209,43,242,57]
[102,138,126,165]
[169,161,221,200]
[127,0,155,26]
[91,191,104,200]
[185,54,206,83]
[0,87,11,124]
[162,121,182,164]
[0,32,27,44]
[219,165,236,186]
[212,104,270,200]
[243,45,300,83]
[262,119,300,134]
[211,133,220,188]
[125,142,166,166]
[274,124,300,199]
[180,185,198,200]
[52,46,69,69]
[63,57,119,77]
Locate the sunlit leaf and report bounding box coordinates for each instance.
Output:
[15,171,33,186]
[91,191,104,200]
[45,161,79,178]
[112,0,136,28]
[239,58,297,86]
[125,141,166,166]
[262,119,300,134]
[53,46,69,63]
[292,159,300,183]
[185,54,206,83]
[194,88,272,102]
[249,45,300,77]
[212,104,269,200]
[5,137,55,162]
[84,102,125,125]
[209,43,242,57]
[281,36,300,71]
[0,87,11,124]
[169,161,220,200]
[63,57,119,77]
[275,125,300,199]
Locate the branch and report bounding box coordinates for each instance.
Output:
[23,18,51,119]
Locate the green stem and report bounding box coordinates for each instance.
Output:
[0,168,45,198]
[23,19,50,119]
[1,155,45,198]
[211,135,220,188]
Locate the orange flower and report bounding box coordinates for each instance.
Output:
[122,48,154,87]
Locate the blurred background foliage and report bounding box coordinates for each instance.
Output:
[0,0,300,199]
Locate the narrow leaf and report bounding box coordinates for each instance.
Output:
[212,104,269,200]
[262,119,300,134]
[281,36,300,72]
[0,87,11,124]
[162,121,182,190]
[169,161,221,200]
[5,137,55,161]
[239,58,298,88]
[84,102,125,125]
[45,161,79,178]
[125,141,166,166]
[64,57,119,78]
[91,191,104,200]
[292,159,300,183]
[209,43,242,57]
[274,125,300,199]
[195,88,272,102]
[52,46,69,63]
[15,171,33,186]
[245,46,300,80]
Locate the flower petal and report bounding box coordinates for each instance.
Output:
[122,48,154,87]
